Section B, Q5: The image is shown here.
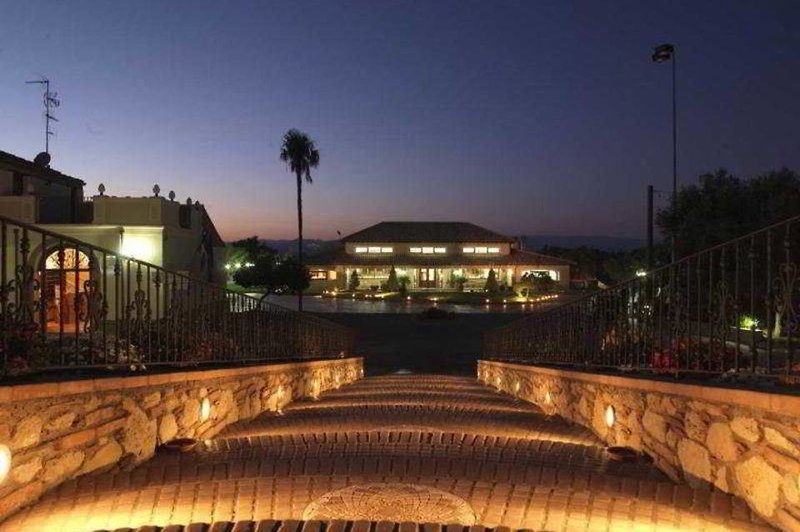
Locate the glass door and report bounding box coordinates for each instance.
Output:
[418,268,437,288]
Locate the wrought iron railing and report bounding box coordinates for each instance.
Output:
[0,214,355,375]
[483,215,799,378]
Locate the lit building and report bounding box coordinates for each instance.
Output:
[0,149,226,330]
[306,221,572,292]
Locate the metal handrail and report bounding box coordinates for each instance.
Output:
[483,215,799,378]
[0,214,355,375]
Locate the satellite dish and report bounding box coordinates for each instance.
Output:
[33,152,51,167]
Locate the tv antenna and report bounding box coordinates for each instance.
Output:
[25,77,60,156]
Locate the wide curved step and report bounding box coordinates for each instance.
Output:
[2,375,771,532]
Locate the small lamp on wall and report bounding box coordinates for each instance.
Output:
[605,405,616,428]
[274,385,286,416]
[544,390,552,405]
[0,444,11,484]
[200,397,211,422]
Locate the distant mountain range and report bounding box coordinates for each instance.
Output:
[258,235,645,255]
[519,235,646,252]
[261,239,336,256]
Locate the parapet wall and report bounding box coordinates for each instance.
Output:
[478,360,800,531]
[0,357,363,521]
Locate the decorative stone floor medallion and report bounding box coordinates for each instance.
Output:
[302,483,477,525]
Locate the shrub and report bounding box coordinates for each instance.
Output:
[384,266,400,291]
[418,307,455,320]
[484,269,499,293]
[398,275,410,296]
[348,270,360,291]
[449,273,467,292]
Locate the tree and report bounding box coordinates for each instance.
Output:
[233,254,275,289]
[280,129,320,311]
[484,268,499,293]
[348,270,360,291]
[525,271,556,293]
[384,266,400,292]
[226,237,277,280]
[229,237,276,262]
[657,168,800,256]
[273,259,310,293]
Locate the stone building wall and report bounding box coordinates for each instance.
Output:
[478,360,800,532]
[0,357,363,521]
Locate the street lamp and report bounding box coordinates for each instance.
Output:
[652,43,677,262]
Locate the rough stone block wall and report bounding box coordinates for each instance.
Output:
[0,357,363,521]
[479,360,800,531]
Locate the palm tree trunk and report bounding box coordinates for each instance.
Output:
[296,171,303,312]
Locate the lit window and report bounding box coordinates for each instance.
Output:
[434,247,446,253]
[410,247,422,253]
[422,247,434,254]
[381,247,393,253]
[368,246,381,253]
[475,246,488,254]
[355,247,368,253]
[488,247,500,253]
[463,247,475,253]
[310,270,328,280]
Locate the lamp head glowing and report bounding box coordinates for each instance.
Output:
[200,397,211,422]
[120,235,156,262]
[0,444,10,484]
[605,405,616,428]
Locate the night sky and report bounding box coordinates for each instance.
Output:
[1,1,798,241]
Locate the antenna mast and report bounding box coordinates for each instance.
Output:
[25,77,61,155]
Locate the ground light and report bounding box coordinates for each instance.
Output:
[276,385,285,415]
[605,405,616,428]
[0,444,10,484]
[200,397,211,422]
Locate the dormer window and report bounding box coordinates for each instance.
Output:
[410,246,446,254]
[355,246,392,253]
[463,246,501,254]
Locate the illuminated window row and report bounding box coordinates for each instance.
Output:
[463,246,501,254]
[410,247,446,254]
[354,247,393,253]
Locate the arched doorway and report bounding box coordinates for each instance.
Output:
[43,247,92,332]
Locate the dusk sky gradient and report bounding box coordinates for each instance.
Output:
[1,1,799,241]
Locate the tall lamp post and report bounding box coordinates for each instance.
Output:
[652,43,677,262]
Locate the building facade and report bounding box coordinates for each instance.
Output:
[307,221,572,293]
[0,150,226,282]
[0,149,226,331]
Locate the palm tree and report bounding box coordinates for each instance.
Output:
[280,129,319,311]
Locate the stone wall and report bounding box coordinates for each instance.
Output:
[479,360,800,531]
[0,357,363,521]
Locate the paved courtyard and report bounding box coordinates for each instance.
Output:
[3,375,771,531]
